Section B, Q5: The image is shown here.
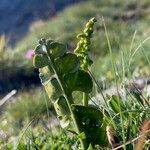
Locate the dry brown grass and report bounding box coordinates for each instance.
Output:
[135,120,150,150]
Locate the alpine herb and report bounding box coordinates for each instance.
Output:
[33,18,108,149]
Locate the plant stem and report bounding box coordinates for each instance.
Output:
[46,47,87,149]
[83,93,89,106]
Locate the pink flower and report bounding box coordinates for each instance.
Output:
[0,130,6,139]
[26,50,34,59]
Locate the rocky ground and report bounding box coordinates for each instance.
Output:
[95,78,150,104]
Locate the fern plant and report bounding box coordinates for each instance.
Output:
[33,18,108,149]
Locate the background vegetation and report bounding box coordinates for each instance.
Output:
[0,0,149,149]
